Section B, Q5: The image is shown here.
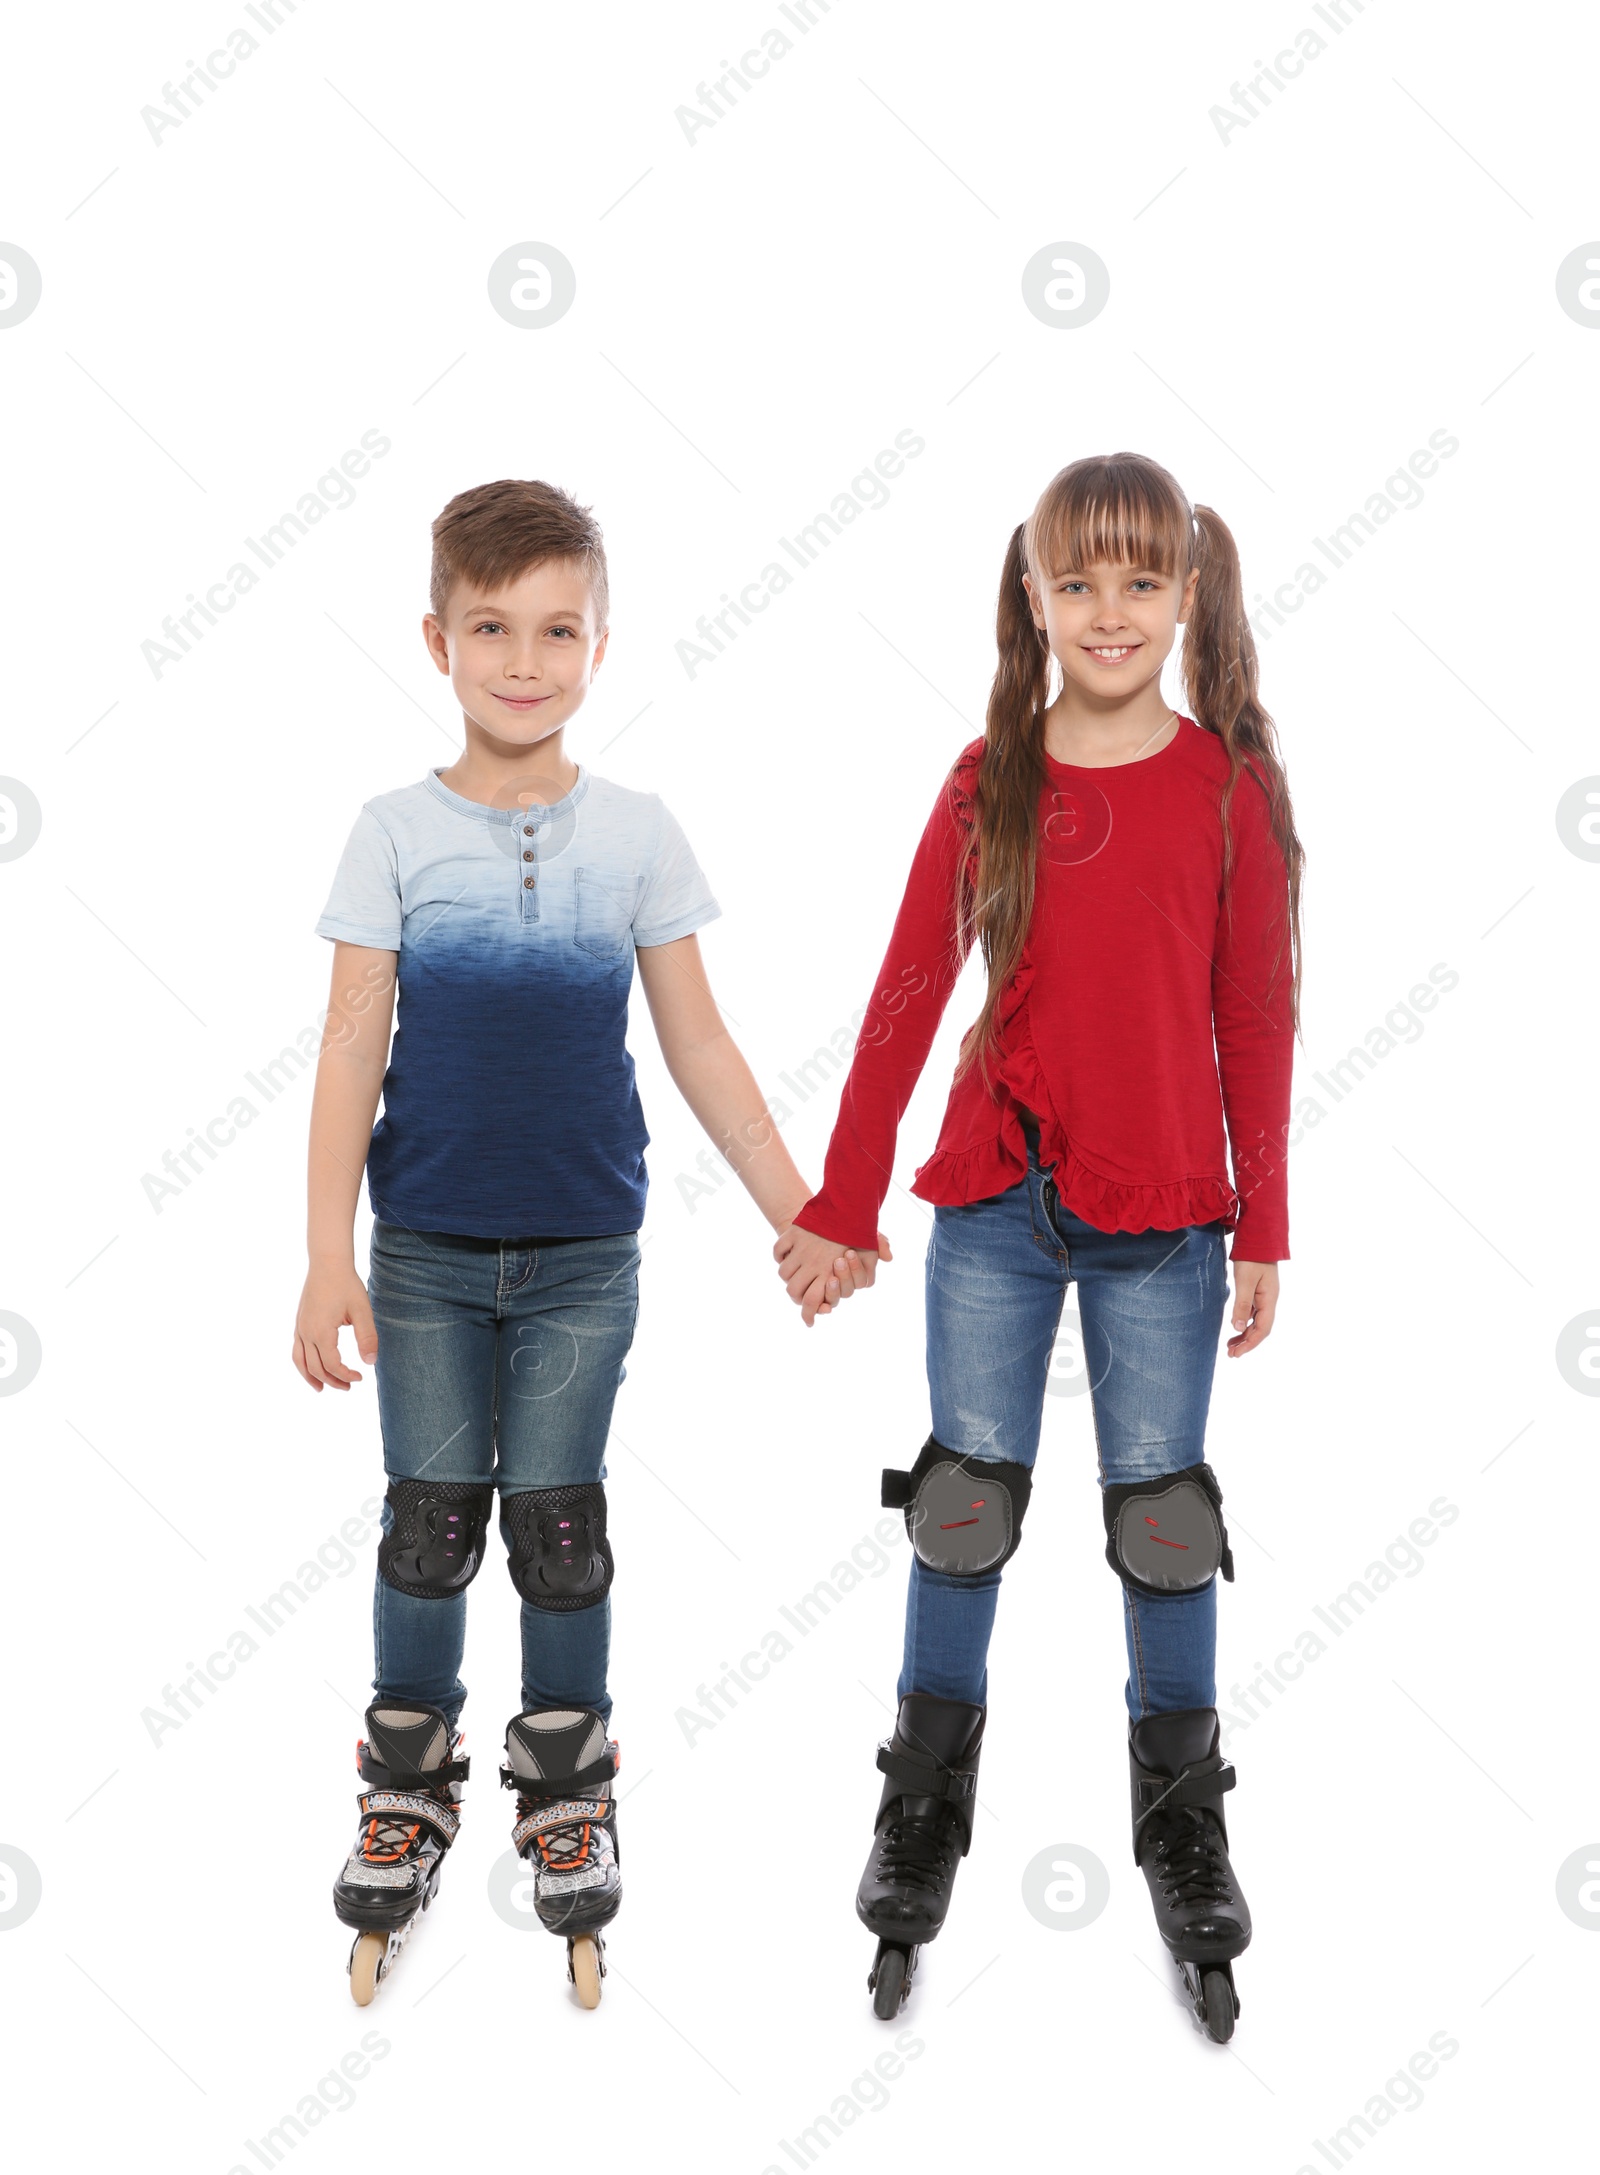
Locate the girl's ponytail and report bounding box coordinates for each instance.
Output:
[1184,504,1305,1037]
[955,524,1052,1078]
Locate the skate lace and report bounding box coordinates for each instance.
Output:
[358,1782,455,1864]
[360,1815,423,1863]
[519,1797,605,1872]
[1152,1809,1233,1906]
[355,1727,464,1866]
[874,1815,955,1892]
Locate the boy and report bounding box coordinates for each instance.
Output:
[293,479,840,2006]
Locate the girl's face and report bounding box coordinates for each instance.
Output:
[1023,557,1199,703]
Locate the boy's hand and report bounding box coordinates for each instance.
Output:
[773,1225,893,1328]
[1226,1262,1279,1357]
[293,1264,379,1389]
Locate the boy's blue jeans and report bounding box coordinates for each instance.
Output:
[904,1143,1229,1721]
[366,1221,640,1731]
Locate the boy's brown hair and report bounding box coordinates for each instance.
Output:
[429,478,609,625]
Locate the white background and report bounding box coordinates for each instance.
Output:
[2,2,1596,2169]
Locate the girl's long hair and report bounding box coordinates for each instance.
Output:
[957,452,1305,1077]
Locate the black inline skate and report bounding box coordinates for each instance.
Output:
[501,1706,621,2008]
[333,1700,468,2006]
[1129,1705,1251,2041]
[856,1692,985,2018]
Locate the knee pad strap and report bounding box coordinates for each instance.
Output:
[502,1483,613,1611]
[1103,1462,1233,1597]
[882,1436,1033,1578]
[377,1479,494,1599]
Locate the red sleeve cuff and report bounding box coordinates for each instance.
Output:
[790,1192,882,1253]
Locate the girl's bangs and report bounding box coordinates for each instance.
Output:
[1026,465,1191,585]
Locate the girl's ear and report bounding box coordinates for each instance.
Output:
[1177,565,1201,623]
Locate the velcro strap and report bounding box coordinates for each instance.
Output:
[499,1752,615,1796]
[1137,1760,1234,1814]
[358,1788,461,1843]
[364,1755,470,1789]
[876,1740,975,1803]
[881,1468,915,1510]
[511,1798,609,1853]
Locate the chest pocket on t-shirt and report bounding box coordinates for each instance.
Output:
[574,866,634,958]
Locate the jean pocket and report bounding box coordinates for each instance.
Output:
[574,867,633,958]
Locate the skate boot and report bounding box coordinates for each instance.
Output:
[1129,1706,1251,2042]
[501,1707,621,2009]
[333,1700,468,2006]
[856,1692,985,2018]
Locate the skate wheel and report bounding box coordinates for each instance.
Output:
[1199,1967,1236,2043]
[349,1931,386,2008]
[570,1935,603,2009]
[870,1944,908,2021]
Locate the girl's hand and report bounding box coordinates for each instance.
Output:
[293,1263,379,1389]
[773,1226,893,1329]
[1226,1262,1278,1357]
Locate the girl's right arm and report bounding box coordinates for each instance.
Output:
[775,750,976,1318]
[292,942,398,1390]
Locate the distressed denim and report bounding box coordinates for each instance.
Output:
[903,1143,1228,1720]
[367,1220,640,1729]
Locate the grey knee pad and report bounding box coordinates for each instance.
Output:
[882,1436,1033,1577]
[501,1483,613,1611]
[377,1479,494,1599]
[1102,1462,1234,1596]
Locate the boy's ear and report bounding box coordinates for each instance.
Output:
[421,613,451,673]
[590,627,609,676]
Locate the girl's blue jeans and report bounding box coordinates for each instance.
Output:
[905,1141,1229,1721]
[366,1220,640,1731]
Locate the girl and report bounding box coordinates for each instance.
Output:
[775,452,1303,2039]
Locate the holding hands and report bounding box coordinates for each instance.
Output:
[773,1219,893,1328]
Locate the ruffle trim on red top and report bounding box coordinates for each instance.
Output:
[1042,1143,1239,1235]
[911,951,1242,1237]
[912,1122,1240,1236]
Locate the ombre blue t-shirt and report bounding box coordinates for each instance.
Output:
[316,765,720,1237]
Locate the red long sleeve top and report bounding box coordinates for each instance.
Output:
[793,718,1295,1262]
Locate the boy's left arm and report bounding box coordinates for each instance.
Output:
[636,936,852,1278]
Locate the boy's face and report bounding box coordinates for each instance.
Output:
[423,558,608,749]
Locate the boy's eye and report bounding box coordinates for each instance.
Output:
[475,620,505,635]
[548,625,577,638]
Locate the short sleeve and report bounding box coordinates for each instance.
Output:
[315,806,402,949]
[632,799,721,948]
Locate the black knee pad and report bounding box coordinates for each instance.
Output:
[882,1436,1033,1577]
[377,1479,494,1599]
[501,1483,613,1611]
[1102,1462,1234,1596]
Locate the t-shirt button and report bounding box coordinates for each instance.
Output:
[523,876,536,890]
[523,825,534,836]
[522,850,534,863]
